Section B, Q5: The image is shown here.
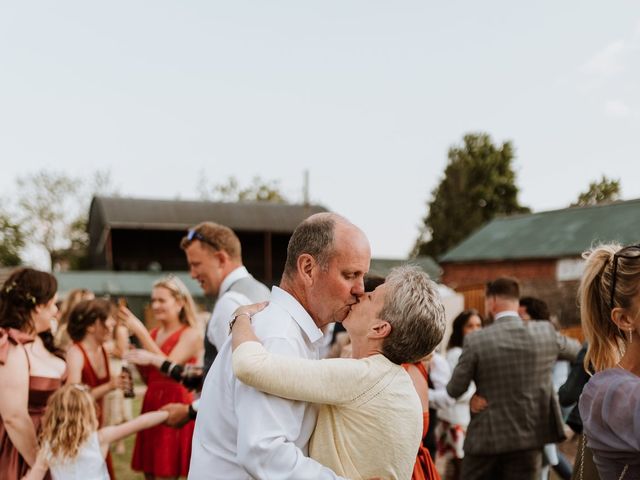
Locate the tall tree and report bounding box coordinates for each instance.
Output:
[413,133,530,258]
[572,175,621,207]
[199,175,288,203]
[0,211,24,267]
[16,169,118,270]
[17,171,81,268]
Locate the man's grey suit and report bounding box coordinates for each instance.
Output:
[446,314,581,478]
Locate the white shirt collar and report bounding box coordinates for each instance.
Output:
[218,266,250,299]
[494,310,520,321]
[270,286,324,344]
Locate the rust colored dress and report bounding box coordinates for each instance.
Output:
[403,362,442,480]
[74,342,115,480]
[0,328,64,480]
[131,326,196,477]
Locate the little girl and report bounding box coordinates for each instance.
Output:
[23,384,168,480]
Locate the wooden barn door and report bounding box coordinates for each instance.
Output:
[455,284,487,318]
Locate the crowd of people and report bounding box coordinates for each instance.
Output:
[0,212,638,480]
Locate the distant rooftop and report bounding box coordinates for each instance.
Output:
[441,198,640,263]
[90,196,328,233]
[369,257,441,282]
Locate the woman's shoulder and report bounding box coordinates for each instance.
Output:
[584,367,639,394]
[580,368,640,450]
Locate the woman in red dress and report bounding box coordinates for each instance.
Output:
[66,298,122,479]
[404,360,441,480]
[128,276,203,479]
[0,268,66,480]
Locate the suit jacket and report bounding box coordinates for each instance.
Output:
[446,315,581,455]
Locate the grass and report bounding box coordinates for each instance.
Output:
[111,394,144,480]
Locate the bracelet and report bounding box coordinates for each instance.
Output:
[168,363,185,382]
[229,312,252,334]
[160,360,173,375]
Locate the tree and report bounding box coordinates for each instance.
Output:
[15,169,118,270]
[413,133,530,258]
[199,175,288,203]
[0,212,24,267]
[16,171,81,268]
[572,175,621,207]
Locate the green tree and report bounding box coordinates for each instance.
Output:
[572,175,621,207]
[17,171,81,268]
[0,212,24,266]
[413,133,530,258]
[199,175,288,203]
[16,169,118,270]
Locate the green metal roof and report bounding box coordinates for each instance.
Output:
[54,271,204,298]
[440,199,640,263]
[54,256,442,297]
[369,257,441,282]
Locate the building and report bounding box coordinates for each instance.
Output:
[439,199,640,326]
[88,196,327,285]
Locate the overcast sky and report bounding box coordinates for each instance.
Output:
[2,1,639,267]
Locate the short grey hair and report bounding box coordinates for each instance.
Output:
[283,213,336,278]
[380,266,446,365]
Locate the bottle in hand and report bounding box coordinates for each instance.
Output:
[121,360,135,398]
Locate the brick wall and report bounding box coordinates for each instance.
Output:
[442,259,557,287]
[441,260,582,327]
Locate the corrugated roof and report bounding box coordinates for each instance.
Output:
[90,196,328,233]
[440,198,640,263]
[369,257,441,282]
[55,271,203,297]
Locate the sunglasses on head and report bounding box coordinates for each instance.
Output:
[609,244,640,310]
[186,229,220,251]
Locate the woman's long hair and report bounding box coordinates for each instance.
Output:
[66,298,113,342]
[58,289,94,330]
[153,275,198,328]
[0,268,57,333]
[0,268,63,357]
[579,243,640,372]
[39,384,98,463]
[447,309,482,350]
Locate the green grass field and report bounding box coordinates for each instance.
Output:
[111,395,144,480]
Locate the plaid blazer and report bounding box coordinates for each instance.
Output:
[446,315,581,455]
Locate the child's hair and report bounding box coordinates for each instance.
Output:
[153,275,199,328]
[39,384,99,462]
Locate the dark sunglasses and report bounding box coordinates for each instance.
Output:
[609,244,640,310]
[186,229,220,251]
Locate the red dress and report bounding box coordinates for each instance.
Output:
[0,328,63,480]
[75,342,115,480]
[403,362,441,480]
[131,326,196,477]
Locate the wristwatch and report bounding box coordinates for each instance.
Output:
[229,312,252,334]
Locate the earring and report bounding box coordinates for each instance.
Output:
[629,328,633,344]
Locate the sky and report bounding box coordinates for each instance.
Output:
[1,1,640,267]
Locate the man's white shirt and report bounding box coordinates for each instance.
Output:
[189,286,345,480]
[207,266,253,351]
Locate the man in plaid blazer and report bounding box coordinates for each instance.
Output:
[446,277,581,480]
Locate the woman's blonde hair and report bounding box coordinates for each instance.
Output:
[153,275,198,328]
[39,384,98,462]
[579,243,640,372]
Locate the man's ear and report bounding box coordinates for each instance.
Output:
[370,321,391,339]
[297,254,317,286]
[213,250,231,268]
